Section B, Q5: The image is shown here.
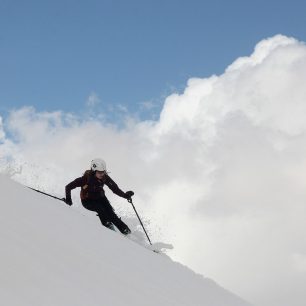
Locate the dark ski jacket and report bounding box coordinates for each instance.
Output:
[65,171,127,203]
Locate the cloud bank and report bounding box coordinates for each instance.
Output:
[1,34,306,306]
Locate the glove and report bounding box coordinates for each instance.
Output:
[64,198,73,206]
[125,190,134,199]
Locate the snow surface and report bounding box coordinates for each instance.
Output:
[0,174,251,306]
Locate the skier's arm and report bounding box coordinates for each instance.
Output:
[65,177,83,205]
[105,175,130,198]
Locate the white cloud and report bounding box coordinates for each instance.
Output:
[86,91,101,107]
[1,34,306,306]
[139,100,159,111]
[0,116,5,141]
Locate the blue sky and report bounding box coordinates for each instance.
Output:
[1,0,306,120]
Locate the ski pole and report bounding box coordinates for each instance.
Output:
[27,186,66,202]
[128,198,152,245]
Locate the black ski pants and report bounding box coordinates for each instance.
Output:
[81,197,130,234]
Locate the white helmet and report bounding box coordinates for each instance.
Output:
[91,158,107,172]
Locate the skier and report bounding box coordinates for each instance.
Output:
[65,158,134,235]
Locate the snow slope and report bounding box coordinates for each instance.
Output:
[0,174,251,306]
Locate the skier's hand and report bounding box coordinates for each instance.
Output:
[125,190,134,199]
[64,198,73,206]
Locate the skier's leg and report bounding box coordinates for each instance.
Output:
[110,214,131,235]
[82,199,115,231]
[102,198,131,235]
[96,211,116,231]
